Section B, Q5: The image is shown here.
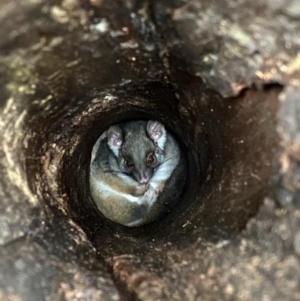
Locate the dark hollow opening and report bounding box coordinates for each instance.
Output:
[28,79,278,257]
[62,82,213,238]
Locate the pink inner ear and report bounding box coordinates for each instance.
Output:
[114,138,122,146]
[147,121,164,141]
[110,132,122,147]
[152,132,162,140]
[108,126,123,147]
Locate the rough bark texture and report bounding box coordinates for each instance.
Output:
[0,0,299,300]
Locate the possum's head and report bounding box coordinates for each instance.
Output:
[107,120,166,184]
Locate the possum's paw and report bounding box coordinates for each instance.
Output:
[133,183,150,196]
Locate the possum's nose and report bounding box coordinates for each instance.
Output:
[138,174,150,184]
[137,169,152,184]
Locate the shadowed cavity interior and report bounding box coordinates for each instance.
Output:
[26,82,279,257]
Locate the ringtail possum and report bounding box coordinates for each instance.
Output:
[89,120,182,227]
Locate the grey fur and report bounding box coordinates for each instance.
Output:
[89,120,183,226]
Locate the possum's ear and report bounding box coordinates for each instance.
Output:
[107,125,123,156]
[147,120,166,149]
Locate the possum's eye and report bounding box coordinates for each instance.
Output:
[147,153,156,165]
[125,160,134,167]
